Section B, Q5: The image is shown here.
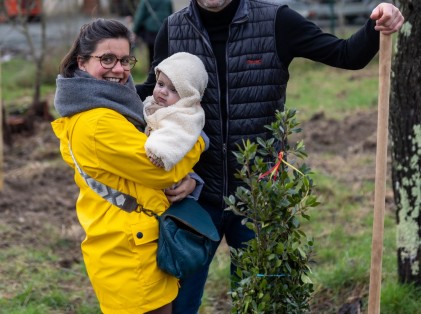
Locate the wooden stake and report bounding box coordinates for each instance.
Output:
[0,49,3,191]
[368,33,393,314]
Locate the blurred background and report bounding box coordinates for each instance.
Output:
[0,1,413,314]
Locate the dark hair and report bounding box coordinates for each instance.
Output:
[59,18,134,77]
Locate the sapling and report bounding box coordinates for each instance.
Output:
[225,108,319,313]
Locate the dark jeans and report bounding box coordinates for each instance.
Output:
[172,203,255,314]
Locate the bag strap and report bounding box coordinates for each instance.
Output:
[68,143,142,213]
[68,144,219,242]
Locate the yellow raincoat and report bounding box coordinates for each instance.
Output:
[51,108,206,313]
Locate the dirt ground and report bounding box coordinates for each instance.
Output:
[0,108,394,310]
[0,119,83,268]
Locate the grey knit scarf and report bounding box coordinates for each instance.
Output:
[54,69,146,129]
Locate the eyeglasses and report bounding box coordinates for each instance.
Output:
[89,54,137,70]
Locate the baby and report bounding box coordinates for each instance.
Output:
[143,52,209,171]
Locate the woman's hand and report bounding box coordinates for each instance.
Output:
[165,174,196,203]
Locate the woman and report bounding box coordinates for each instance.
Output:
[51,19,206,314]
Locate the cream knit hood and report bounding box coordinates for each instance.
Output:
[155,52,208,100]
[144,52,209,171]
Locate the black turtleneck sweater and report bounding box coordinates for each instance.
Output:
[194,1,239,111]
[136,0,379,102]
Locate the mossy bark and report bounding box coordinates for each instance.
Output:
[390,0,421,284]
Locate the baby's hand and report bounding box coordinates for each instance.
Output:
[147,152,165,168]
[144,126,152,136]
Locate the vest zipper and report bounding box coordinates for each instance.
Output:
[221,142,229,209]
[221,25,233,208]
[186,15,228,208]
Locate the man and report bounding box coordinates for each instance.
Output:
[136,0,404,313]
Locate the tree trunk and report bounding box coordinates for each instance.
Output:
[31,1,46,118]
[390,0,421,284]
[82,0,101,15]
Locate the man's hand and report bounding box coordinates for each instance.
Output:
[165,175,196,203]
[370,3,404,35]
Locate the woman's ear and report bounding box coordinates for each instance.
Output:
[77,56,86,71]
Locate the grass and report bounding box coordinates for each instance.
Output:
[2,43,421,313]
[286,57,380,120]
[0,229,100,314]
[306,166,421,313]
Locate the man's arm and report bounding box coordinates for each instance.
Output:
[276,7,379,70]
[276,3,402,71]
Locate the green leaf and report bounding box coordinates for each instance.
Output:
[301,273,313,284]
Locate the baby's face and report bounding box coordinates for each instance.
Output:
[153,72,180,107]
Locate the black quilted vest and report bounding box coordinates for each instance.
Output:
[168,0,289,209]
